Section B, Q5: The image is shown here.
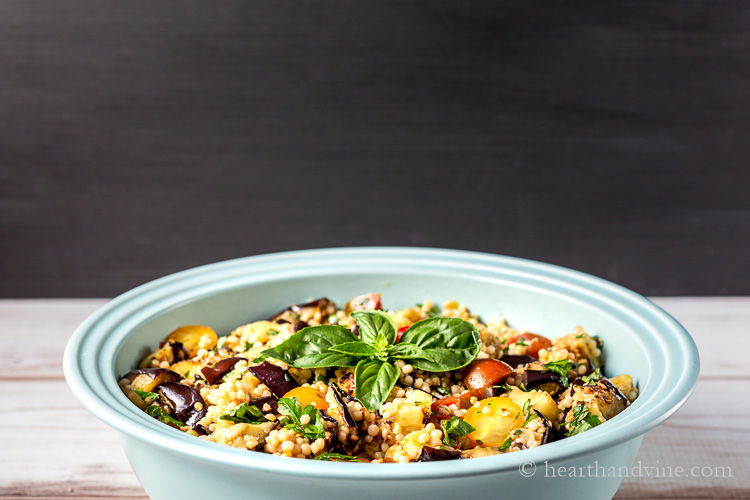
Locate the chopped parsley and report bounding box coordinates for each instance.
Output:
[244,341,252,351]
[266,329,279,336]
[515,337,528,347]
[134,388,158,403]
[498,435,513,450]
[543,360,578,387]
[213,337,227,352]
[219,403,270,424]
[435,386,449,396]
[313,452,364,462]
[441,416,475,447]
[417,303,441,317]
[146,405,183,427]
[522,399,537,426]
[222,367,246,383]
[252,354,268,363]
[566,403,602,436]
[581,368,602,385]
[278,397,326,440]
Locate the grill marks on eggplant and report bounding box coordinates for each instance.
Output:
[330,383,356,428]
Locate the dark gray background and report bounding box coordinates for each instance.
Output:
[1,1,748,298]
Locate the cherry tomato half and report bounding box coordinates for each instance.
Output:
[463,359,514,390]
[506,333,552,358]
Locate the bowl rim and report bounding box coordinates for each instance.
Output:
[63,247,699,480]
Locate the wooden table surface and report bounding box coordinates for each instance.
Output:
[1,298,748,499]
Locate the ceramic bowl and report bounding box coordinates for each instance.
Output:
[64,247,699,500]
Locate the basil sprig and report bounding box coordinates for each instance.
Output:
[278,397,326,439]
[263,310,481,411]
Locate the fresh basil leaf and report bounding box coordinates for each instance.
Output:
[350,310,397,348]
[313,452,364,462]
[278,397,326,440]
[329,341,379,357]
[441,416,475,447]
[146,405,183,427]
[220,403,270,424]
[387,342,435,361]
[262,325,361,368]
[397,317,480,371]
[354,359,400,411]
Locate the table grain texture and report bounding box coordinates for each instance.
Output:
[1,298,747,499]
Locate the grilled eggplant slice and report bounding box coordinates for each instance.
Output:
[124,368,181,393]
[156,382,207,428]
[248,361,299,398]
[418,445,461,462]
[201,357,245,385]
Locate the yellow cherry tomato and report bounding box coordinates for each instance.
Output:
[282,386,329,411]
[463,396,524,447]
[166,325,217,356]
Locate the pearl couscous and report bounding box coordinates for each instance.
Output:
[119,294,637,462]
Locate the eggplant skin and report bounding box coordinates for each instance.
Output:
[157,382,207,428]
[201,357,244,386]
[248,361,299,398]
[330,383,356,428]
[499,354,537,368]
[267,297,333,323]
[248,396,280,414]
[535,410,551,445]
[418,446,461,462]
[123,367,181,381]
[521,370,564,389]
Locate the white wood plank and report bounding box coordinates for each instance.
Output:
[0,380,146,498]
[0,299,106,380]
[616,377,749,498]
[650,297,750,379]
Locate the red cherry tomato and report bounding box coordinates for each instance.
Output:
[431,388,490,417]
[463,359,514,390]
[506,333,552,358]
[396,326,408,343]
[345,293,382,312]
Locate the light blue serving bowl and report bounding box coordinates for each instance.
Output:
[64,248,699,500]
